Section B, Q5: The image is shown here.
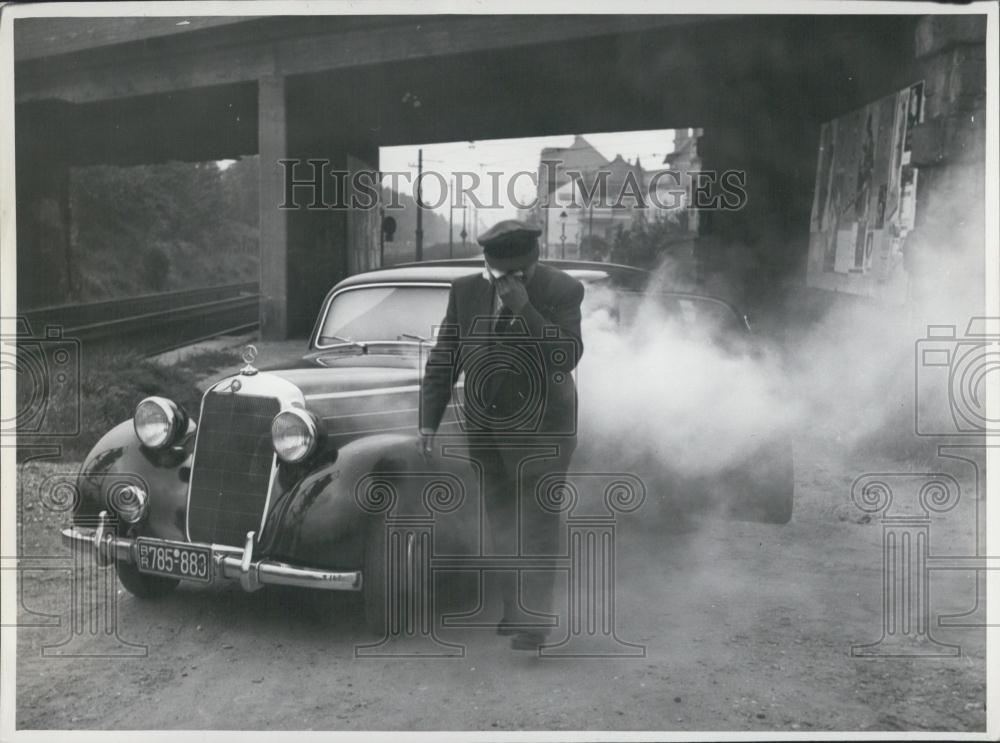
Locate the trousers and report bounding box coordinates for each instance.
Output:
[473,436,577,628]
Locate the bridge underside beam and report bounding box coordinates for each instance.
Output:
[15,15,717,104]
[16,15,918,167]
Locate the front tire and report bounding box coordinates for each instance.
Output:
[362,514,424,635]
[116,561,180,599]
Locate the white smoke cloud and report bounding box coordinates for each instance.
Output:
[572,234,985,489]
[576,280,799,479]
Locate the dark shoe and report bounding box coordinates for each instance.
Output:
[497,615,553,636]
[510,631,548,651]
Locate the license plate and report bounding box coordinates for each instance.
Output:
[136,539,212,583]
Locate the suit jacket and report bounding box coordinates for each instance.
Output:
[420,263,585,441]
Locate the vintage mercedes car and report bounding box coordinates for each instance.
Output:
[62,259,792,633]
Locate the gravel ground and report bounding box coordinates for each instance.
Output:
[13,436,987,732]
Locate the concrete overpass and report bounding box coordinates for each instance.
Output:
[15,13,983,337]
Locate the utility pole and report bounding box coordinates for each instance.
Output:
[448,175,455,258]
[543,204,549,258]
[379,206,385,267]
[415,148,424,262]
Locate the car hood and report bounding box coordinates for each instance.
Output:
[261,363,423,439]
[267,365,420,400]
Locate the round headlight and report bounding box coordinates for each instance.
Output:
[271,408,319,463]
[109,484,148,524]
[134,397,184,449]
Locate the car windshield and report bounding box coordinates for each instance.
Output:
[317,285,449,346]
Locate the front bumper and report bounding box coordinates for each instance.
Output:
[61,511,362,593]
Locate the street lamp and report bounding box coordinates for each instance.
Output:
[461,206,468,252]
[559,211,568,260]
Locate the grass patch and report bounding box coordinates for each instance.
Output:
[14,347,229,462]
[170,347,245,381]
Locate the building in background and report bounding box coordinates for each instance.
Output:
[657,127,702,237]
[534,131,700,263]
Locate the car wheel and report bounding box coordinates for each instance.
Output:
[116,561,180,599]
[362,514,425,635]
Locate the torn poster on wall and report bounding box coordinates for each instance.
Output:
[806,82,923,304]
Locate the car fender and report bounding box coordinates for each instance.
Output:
[74,419,195,541]
[260,433,447,570]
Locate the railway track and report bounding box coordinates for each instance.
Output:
[19,282,260,356]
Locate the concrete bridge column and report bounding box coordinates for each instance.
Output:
[906,15,987,320]
[258,75,289,341]
[258,74,382,340]
[695,116,818,323]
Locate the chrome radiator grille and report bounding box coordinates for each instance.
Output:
[187,391,279,547]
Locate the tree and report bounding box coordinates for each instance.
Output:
[609,210,690,269]
[64,159,260,301]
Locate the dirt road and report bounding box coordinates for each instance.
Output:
[14,438,986,732]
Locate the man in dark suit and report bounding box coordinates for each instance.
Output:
[419,219,585,650]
